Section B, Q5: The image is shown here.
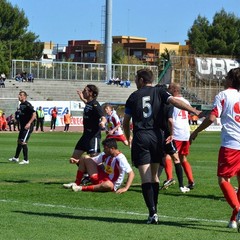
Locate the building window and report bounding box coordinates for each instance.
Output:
[88,52,96,58]
[133,51,142,57]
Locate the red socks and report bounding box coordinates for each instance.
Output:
[220,181,240,220]
[165,156,173,180]
[81,185,94,191]
[181,161,194,184]
[75,170,84,185]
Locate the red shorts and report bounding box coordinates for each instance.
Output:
[174,140,190,155]
[106,134,127,143]
[90,165,111,185]
[217,146,240,178]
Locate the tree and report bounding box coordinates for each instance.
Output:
[112,45,126,64]
[0,0,43,75]
[112,44,143,65]
[188,9,240,56]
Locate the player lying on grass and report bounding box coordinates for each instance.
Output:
[63,138,135,193]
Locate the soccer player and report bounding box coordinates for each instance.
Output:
[9,91,36,165]
[157,85,190,193]
[123,69,201,224]
[190,67,240,231]
[168,83,195,190]
[63,138,134,193]
[67,85,106,185]
[104,104,129,146]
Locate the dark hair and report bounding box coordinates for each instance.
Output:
[156,84,168,90]
[228,67,240,91]
[102,138,118,149]
[87,84,99,98]
[136,68,154,84]
[19,91,28,96]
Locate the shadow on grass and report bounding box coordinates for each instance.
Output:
[43,182,63,185]
[5,180,29,183]
[161,191,224,201]
[13,210,232,232]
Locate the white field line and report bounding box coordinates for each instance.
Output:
[0,198,228,224]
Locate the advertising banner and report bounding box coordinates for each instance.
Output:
[31,101,84,126]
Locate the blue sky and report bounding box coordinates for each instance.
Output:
[9,0,240,45]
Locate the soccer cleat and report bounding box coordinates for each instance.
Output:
[19,160,29,165]
[237,209,240,232]
[63,182,77,189]
[160,179,176,190]
[81,175,91,185]
[72,185,83,192]
[228,220,237,229]
[147,213,158,224]
[186,182,195,190]
[9,157,19,163]
[180,186,190,193]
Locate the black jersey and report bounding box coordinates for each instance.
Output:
[19,101,35,128]
[83,99,104,136]
[125,86,171,133]
[161,104,174,138]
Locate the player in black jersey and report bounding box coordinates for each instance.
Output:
[123,69,201,224]
[64,84,106,188]
[9,91,36,165]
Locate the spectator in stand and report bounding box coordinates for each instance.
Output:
[64,109,71,132]
[1,73,6,81]
[125,79,131,88]
[36,106,45,132]
[15,73,23,82]
[0,112,7,131]
[27,73,34,83]
[50,107,58,131]
[6,114,16,131]
[104,104,129,146]
[21,71,27,82]
[0,73,6,88]
[119,79,124,87]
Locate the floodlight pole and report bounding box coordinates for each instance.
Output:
[105,0,112,81]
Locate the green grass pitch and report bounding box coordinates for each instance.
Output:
[1,131,240,240]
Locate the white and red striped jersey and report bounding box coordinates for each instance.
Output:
[172,96,190,141]
[106,110,124,136]
[92,152,132,191]
[211,88,240,150]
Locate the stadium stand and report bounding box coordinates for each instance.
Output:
[0,78,137,103]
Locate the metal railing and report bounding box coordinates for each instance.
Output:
[11,60,159,82]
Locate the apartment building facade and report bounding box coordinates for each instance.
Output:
[53,36,189,64]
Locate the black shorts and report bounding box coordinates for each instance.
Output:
[131,130,164,168]
[164,140,178,155]
[75,133,101,154]
[18,128,33,143]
